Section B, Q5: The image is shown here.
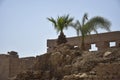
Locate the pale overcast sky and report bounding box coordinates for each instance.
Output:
[0,0,120,57]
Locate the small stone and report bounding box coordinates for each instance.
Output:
[104,51,112,57]
[79,73,88,78]
[89,71,96,75]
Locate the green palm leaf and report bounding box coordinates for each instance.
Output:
[47,14,74,45]
[72,13,111,50]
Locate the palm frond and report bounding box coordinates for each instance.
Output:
[47,17,57,29]
[47,14,74,34]
[70,20,82,36]
[82,13,88,26]
[83,16,111,34]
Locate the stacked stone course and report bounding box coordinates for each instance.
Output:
[0,51,35,80]
[47,31,120,52]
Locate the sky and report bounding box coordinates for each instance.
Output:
[0,0,120,57]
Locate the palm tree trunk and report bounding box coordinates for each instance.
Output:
[57,31,67,45]
[81,36,85,50]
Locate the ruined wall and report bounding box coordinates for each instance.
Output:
[0,54,9,80]
[47,31,120,52]
[19,57,35,71]
[9,52,20,78]
[0,51,35,80]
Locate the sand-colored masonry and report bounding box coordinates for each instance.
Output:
[0,51,35,80]
[47,31,120,52]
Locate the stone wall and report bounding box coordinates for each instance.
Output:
[0,51,35,80]
[0,54,9,80]
[47,31,120,52]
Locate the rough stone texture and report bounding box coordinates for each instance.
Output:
[47,31,120,52]
[0,54,9,80]
[0,51,35,80]
[1,31,120,80]
[14,44,120,80]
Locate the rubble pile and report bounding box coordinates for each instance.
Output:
[14,44,120,80]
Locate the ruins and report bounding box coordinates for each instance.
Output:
[0,51,35,80]
[47,31,120,52]
[0,31,120,80]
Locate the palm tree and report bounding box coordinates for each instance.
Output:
[72,13,111,50]
[47,15,74,45]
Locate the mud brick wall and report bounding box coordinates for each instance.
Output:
[47,31,120,52]
[0,52,35,80]
[0,54,9,80]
